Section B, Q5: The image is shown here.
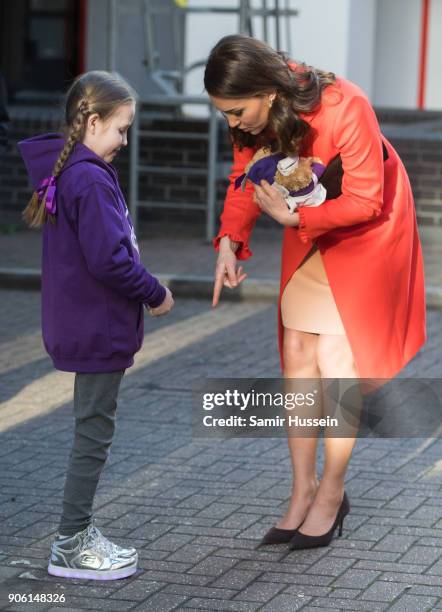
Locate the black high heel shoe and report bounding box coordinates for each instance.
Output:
[259,487,319,546]
[258,524,303,546]
[288,491,350,550]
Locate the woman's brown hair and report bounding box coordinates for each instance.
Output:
[23,70,137,228]
[204,34,336,154]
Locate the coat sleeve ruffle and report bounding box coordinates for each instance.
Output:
[212,144,261,260]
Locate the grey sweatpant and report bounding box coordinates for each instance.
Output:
[58,370,125,536]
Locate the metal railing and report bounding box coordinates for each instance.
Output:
[129,95,223,241]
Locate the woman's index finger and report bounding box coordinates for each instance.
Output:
[212,272,224,307]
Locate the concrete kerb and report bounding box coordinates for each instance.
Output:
[1,267,442,309]
[0,267,278,302]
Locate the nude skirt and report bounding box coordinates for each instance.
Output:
[281,244,346,335]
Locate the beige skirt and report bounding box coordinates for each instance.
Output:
[281,244,346,335]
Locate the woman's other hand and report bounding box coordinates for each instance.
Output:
[212,236,247,307]
[254,180,300,227]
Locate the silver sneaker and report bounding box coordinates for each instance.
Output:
[48,521,138,580]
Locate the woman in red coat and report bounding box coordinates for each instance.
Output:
[204,35,426,550]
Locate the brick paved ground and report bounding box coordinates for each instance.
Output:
[0,288,442,612]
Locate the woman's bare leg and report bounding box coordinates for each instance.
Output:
[276,328,322,529]
[297,333,361,536]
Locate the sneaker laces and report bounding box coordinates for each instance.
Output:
[82,522,118,557]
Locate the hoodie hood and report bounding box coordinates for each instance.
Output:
[18,132,114,190]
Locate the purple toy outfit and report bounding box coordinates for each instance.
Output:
[235,152,327,213]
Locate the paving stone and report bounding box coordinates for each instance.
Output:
[379,571,442,586]
[283,584,332,598]
[137,548,169,562]
[166,543,216,564]
[139,560,192,574]
[392,526,442,539]
[182,598,260,610]
[417,536,442,547]
[260,593,312,610]
[236,560,311,575]
[424,558,442,575]
[143,533,194,552]
[349,524,392,542]
[46,608,96,612]
[361,580,408,602]
[372,534,417,553]
[306,556,355,577]
[187,555,238,577]
[258,573,333,586]
[216,513,259,531]
[211,547,285,562]
[297,607,340,612]
[353,560,425,574]
[386,593,438,611]
[109,579,166,602]
[171,525,240,539]
[331,539,372,552]
[195,502,241,520]
[232,581,284,603]
[327,588,362,599]
[329,548,399,563]
[399,545,441,567]
[408,505,442,523]
[408,584,442,597]
[303,597,385,610]
[332,568,381,589]
[385,495,427,512]
[138,570,211,586]
[210,569,262,590]
[131,592,189,611]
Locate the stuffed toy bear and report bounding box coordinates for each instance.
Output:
[234,146,327,213]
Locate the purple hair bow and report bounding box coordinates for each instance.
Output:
[37,175,57,215]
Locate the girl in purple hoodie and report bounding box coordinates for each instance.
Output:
[19,71,173,581]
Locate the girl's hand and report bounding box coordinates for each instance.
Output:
[254,180,300,227]
[148,286,174,316]
[212,236,247,307]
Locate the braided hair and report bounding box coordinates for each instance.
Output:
[23,71,137,228]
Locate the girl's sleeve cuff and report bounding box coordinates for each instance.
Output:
[144,281,167,308]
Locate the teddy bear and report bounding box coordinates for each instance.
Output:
[234,146,327,213]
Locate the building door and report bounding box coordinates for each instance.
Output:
[0,0,84,97]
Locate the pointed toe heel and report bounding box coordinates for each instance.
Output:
[289,491,350,551]
[258,525,300,547]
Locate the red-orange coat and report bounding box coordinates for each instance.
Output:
[214,74,426,382]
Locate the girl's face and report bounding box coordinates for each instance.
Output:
[82,101,136,163]
[210,94,275,135]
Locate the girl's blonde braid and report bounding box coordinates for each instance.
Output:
[23,100,90,228]
[53,99,90,178]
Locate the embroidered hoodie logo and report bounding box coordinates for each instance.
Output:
[125,207,139,254]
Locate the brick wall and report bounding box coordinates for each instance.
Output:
[2,105,442,241]
[386,137,442,232]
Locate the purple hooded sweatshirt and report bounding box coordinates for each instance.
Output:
[18,133,166,373]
